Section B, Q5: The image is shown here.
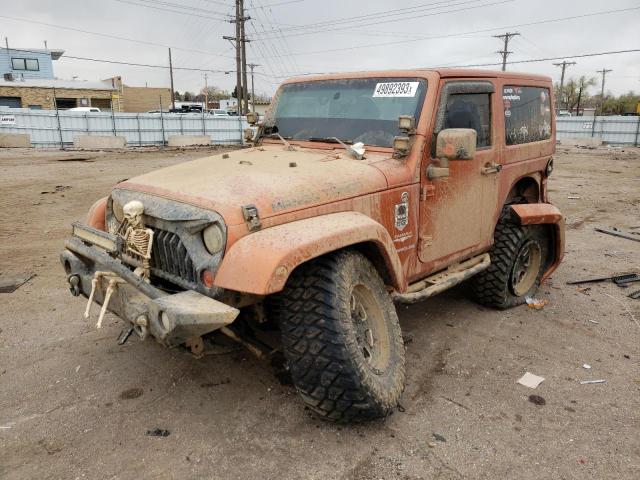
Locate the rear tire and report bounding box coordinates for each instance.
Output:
[471,218,546,309]
[277,251,405,422]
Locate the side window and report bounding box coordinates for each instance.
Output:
[443,93,491,148]
[503,86,551,145]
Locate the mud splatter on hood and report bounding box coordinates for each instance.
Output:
[116,145,389,225]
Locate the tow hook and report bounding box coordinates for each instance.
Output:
[68,274,81,296]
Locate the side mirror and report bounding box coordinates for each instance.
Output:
[435,128,477,160]
[246,111,258,125]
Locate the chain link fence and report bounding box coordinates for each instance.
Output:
[0,107,248,147]
[556,115,640,146]
[2,108,639,148]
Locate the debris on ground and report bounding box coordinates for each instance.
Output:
[54,156,95,162]
[629,290,640,300]
[146,428,170,437]
[579,380,606,385]
[0,274,36,293]
[582,364,591,369]
[528,395,546,406]
[567,272,639,285]
[517,372,545,389]
[432,433,446,443]
[119,387,143,400]
[567,195,581,199]
[40,185,71,195]
[525,297,549,310]
[595,227,640,243]
[576,286,591,295]
[588,319,599,324]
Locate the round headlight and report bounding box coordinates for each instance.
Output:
[112,199,124,222]
[202,223,225,254]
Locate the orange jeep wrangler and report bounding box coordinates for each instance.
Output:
[61,69,564,422]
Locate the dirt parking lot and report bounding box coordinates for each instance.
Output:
[0,145,639,479]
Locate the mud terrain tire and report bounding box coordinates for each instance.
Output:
[471,219,546,309]
[278,251,405,422]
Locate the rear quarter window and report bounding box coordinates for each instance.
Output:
[503,86,552,145]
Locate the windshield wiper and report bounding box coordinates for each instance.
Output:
[307,137,353,144]
[309,136,365,160]
[263,132,295,151]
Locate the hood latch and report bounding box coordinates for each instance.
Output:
[241,204,262,231]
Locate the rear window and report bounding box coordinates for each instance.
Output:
[503,86,552,145]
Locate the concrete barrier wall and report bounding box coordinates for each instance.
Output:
[167,135,211,147]
[73,135,126,149]
[0,133,31,148]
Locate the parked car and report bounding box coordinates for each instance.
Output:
[62,69,564,422]
[68,107,101,112]
[208,109,229,117]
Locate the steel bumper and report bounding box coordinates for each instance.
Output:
[61,237,239,348]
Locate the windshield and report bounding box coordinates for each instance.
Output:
[268,77,427,147]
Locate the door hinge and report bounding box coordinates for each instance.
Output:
[420,185,435,201]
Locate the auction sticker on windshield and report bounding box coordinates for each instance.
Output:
[373,82,419,98]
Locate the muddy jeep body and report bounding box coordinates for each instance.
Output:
[61,69,564,421]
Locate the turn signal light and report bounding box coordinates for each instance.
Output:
[201,269,215,288]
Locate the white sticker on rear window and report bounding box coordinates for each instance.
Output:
[373,82,419,98]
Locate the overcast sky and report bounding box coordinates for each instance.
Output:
[2,0,639,97]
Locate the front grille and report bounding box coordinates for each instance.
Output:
[151,228,197,284]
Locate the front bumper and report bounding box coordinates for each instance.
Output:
[61,236,239,348]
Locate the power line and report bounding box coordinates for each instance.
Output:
[254,0,511,38]
[493,32,519,71]
[441,49,640,68]
[0,14,234,59]
[112,0,231,21]
[254,6,640,59]
[246,0,303,8]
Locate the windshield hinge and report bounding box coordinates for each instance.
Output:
[420,185,435,201]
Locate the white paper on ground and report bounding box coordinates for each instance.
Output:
[517,372,545,389]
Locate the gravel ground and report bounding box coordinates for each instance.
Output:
[0,145,638,480]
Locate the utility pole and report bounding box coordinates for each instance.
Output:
[553,60,575,114]
[204,73,208,110]
[493,32,519,71]
[248,63,259,113]
[224,1,251,116]
[596,68,612,115]
[224,1,243,116]
[168,48,176,110]
[240,0,249,116]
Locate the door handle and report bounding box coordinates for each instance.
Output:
[481,163,502,175]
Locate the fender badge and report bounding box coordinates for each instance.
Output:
[394,192,409,231]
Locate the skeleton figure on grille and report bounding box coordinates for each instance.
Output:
[85,200,154,329]
[121,200,154,281]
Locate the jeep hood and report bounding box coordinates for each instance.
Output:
[116,145,389,226]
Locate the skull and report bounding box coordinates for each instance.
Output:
[123,200,144,227]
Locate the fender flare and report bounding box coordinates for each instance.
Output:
[509,203,565,282]
[214,212,406,295]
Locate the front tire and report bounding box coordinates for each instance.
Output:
[471,218,546,309]
[277,251,405,422]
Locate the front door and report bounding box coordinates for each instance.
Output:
[418,80,502,270]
